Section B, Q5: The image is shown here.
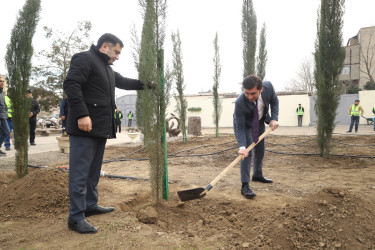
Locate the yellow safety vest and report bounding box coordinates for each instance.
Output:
[350,105,360,116]
[5,95,12,118]
[114,111,123,121]
[297,107,304,115]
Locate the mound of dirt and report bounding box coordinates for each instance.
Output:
[265,187,375,249]
[0,169,69,220]
[114,186,375,249]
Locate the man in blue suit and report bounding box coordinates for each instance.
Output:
[233,75,279,199]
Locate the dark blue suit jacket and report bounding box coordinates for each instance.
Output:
[233,81,279,147]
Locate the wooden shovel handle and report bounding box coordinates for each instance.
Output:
[202,127,273,194]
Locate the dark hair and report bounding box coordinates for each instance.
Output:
[96,33,124,49]
[27,89,32,93]
[242,75,262,90]
[355,99,360,102]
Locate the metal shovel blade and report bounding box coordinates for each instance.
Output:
[177,187,206,202]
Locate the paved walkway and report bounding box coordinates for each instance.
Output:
[1,125,374,158]
[1,131,135,158]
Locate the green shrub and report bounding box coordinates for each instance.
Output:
[364,81,375,90]
[187,107,201,112]
[346,85,361,94]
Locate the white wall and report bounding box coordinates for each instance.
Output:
[278,95,310,126]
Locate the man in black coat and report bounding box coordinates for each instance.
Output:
[26,89,40,146]
[63,33,145,234]
[114,107,123,133]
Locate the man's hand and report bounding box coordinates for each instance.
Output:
[269,120,279,131]
[61,115,65,120]
[78,116,92,132]
[238,148,249,161]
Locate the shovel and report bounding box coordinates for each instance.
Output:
[177,127,272,202]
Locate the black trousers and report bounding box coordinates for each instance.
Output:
[29,119,36,143]
[116,123,121,133]
[68,135,107,222]
[128,119,132,127]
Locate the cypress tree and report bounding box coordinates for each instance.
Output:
[171,30,187,142]
[256,23,268,80]
[314,0,345,157]
[212,32,222,138]
[5,0,41,178]
[242,0,257,78]
[136,0,168,203]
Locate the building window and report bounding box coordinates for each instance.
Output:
[342,66,350,75]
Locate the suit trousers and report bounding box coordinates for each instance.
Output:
[68,135,107,222]
[240,121,266,183]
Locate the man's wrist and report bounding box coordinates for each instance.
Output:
[239,146,246,150]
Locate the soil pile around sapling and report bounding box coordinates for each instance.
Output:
[0,169,69,220]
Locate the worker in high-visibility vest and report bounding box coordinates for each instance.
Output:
[114,107,123,133]
[296,104,304,127]
[0,77,10,156]
[127,111,133,127]
[4,94,13,150]
[347,99,364,133]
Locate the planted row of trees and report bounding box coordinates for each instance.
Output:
[4,0,350,198]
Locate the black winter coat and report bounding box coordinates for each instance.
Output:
[29,98,40,122]
[63,45,144,138]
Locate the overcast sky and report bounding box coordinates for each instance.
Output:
[1,0,375,97]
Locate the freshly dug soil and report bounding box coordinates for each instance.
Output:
[0,133,374,249]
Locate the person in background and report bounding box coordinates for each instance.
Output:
[127,110,133,127]
[60,98,68,135]
[233,75,279,199]
[372,105,375,131]
[26,89,40,146]
[347,99,364,133]
[0,76,10,156]
[4,91,13,150]
[296,104,304,127]
[63,33,147,234]
[114,107,123,133]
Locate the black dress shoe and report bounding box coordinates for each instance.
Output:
[252,176,273,183]
[85,205,115,217]
[68,219,97,234]
[30,142,36,146]
[241,185,256,199]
